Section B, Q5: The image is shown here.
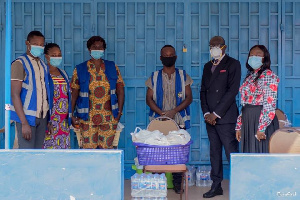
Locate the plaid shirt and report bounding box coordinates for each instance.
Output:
[236,69,280,132]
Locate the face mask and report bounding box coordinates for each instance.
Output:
[248,56,263,70]
[50,57,62,67]
[30,45,44,58]
[91,50,104,60]
[161,56,177,67]
[210,47,223,60]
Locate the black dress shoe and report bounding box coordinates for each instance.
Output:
[203,187,223,198]
[173,186,184,194]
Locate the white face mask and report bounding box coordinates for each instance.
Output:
[210,47,223,60]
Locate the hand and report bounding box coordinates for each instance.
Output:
[255,131,266,142]
[71,116,80,128]
[164,109,177,119]
[22,123,32,141]
[236,130,241,142]
[205,113,217,125]
[115,114,122,122]
[47,122,54,135]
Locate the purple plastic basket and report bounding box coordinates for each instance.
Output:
[133,141,192,165]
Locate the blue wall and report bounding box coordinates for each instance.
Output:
[1,0,300,174]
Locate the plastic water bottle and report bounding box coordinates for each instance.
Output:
[206,166,212,187]
[187,165,195,186]
[140,173,147,197]
[196,166,201,187]
[203,170,209,187]
[200,166,207,187]
[131,173,140,197]
[152,174,160,197]
[145,174,152,197]
[158,173,167,197]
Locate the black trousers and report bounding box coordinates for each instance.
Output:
[206,123,238,189]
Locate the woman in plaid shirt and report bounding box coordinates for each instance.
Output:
[235,45,280,153]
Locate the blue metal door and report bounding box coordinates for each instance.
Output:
[0,0,299,178]
[187,0,282,165]
[282,1,300,126]
[0,1,5,127]
[93,1,188,174]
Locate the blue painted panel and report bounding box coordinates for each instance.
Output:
[0,150,124,200]
[0,1,5,128]
[231,154,300,200]
[282,1,300,126]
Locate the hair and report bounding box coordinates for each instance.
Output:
[245,45,271,82]
[44,43,60,55]
[87,36,106,50]
[27,31,45,41]
[210,36,226,46]
[160,45,176,55]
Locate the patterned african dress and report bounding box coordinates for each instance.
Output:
[71,60,124,149]
[44,75,70,149]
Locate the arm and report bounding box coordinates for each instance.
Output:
[235,113,242,130]
[71,88,79,116]
[11,80,32,140]
[200,66,210,115]
[115,65,125,121]
[257,72,279,132]
[115,83,124,121]
[213,60,241,118]
[146,87,164,116]
[70,68,80,127]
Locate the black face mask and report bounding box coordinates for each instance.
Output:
[161,56,177,67]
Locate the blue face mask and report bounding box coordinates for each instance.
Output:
[50,57,62,67]
[90,50,104,60]
[30,45,44,58]
[248,56,263,70]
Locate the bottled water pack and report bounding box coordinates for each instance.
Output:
[196,166,212,187]
[131,173,167,198]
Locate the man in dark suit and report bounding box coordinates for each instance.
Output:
[200,36,241,198]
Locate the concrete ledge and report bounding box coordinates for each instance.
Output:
[0,150,124,200]
[230,153,300,200]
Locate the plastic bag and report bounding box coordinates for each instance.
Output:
[131,127,191,145]
[166,129,191,145]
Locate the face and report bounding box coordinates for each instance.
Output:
[209,37,227,54]
[89,41,105,52]
[249,47,264,57]
[45,46,62,64]
[26,35,45,51]
[160,47,176,58]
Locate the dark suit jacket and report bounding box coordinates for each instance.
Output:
[200,55,241,124]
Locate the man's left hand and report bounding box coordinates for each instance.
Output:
[164,109,177,119]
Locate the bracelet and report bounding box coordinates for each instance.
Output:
[118,111,123,115]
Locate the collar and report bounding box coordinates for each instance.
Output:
[212,54,226,65]
[27,53,40,61]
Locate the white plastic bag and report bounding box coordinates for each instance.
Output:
[166,129,191,145]
[131,127,191,146]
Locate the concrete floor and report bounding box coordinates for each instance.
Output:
[124,179,229,200]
